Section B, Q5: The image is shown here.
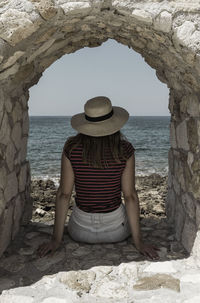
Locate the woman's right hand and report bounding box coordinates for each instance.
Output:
[135,242,160,260]
[37,239,61,258]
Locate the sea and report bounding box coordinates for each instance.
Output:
[27,116,170,186]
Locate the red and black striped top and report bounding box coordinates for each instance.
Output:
[63,140,135,213]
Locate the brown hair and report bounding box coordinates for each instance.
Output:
[64,131,130,168]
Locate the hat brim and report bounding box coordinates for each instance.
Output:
[71,106,129,137]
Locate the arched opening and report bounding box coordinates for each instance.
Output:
[0,1,200,299]
[26,39,181,267]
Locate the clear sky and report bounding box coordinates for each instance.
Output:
[28,39,170,116]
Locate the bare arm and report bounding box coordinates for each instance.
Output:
[121,153,160,259]
[37,150,74,257]
[52,150,74,244]
[121,153,142,249]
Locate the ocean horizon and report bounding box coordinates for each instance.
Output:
[27,115,170,185]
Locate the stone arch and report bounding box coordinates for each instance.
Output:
[0,0,200,259]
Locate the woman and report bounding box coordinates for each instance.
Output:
[37,96,160,259]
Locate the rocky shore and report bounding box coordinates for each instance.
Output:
[31,173,167,224]
[0,173,194,302]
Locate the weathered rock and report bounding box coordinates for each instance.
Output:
[6,141,16,172]
[19,163,28,192]
[131,9,152,24]
[133,273,180,292]
[0,112,11,145]
[181,216,197,252]
[154,11,172,33]
[0,204,14,257]
[176,120,189,151]
[1,51,25,70]
[11,122,22,150]
[33,249,65,271]
[59,270,96,293]
[0,9,41,46]
[4,171,18,203]
[33,0,58,21]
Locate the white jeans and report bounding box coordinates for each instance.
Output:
[67,203,131,243]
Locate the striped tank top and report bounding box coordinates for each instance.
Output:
[63,140,135,213]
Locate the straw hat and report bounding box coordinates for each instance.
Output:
[71,96,129,137]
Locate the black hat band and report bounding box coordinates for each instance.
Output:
[85,109,113,122]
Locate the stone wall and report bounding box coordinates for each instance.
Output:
[0,0,200,258]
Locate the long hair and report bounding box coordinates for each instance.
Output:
[64,131,130,168]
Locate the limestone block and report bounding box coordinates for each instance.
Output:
[39,56,57,70]
[196,201,200,229]
[133,273,180,292]
[4,171,18,202]
[0,203,14,257]
[6,141,16,172]
[190,173,200,200]
[33,0,58,20]
[173,21,195,49]
[2,51,25,70]
[191,157,200,173]
[180,96,188,114]
[143,261,177,273]
[182,216,197,252]
[0,294,34,303]
[45,39,68,56]
[11,195,24,240]
[61,2,91,14]
[173,21,200,51]
[20,136,28,162]
[187,96,200,117]
[169,122,177,148]
[176,120,189,151]
[182,192,196,220]
[59,270,96,293]
[22,110,29,135]
[0,166,8,191]
[131,9,152,24]
[0,9,41,46]
[197,120,200,145]
[5,98,13,114]
[0,188,6,218]
[11,122,22,150]
[191,230,200,263]
[165,188,175,223]
[187,151,194,173]
[19,163,28,192]
[20,95,29,110]
[27,38,55,63]
[154,11,172,33]
[0,112,11,145]
[187,118,199,153]
[11,101,23,125]
[35,28,57,44]
[0,63,19,81]
[0,90,4,127]
[172,175,180,196]
[175,200,185,241]
[0,55,3,63]
[13,63,35,86]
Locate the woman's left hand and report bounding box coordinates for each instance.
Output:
[135,242,160,260]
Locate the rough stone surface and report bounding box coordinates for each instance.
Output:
[0,1,200,299]
[4,172,18,203]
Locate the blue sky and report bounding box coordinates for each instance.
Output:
[28,39,170,116]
